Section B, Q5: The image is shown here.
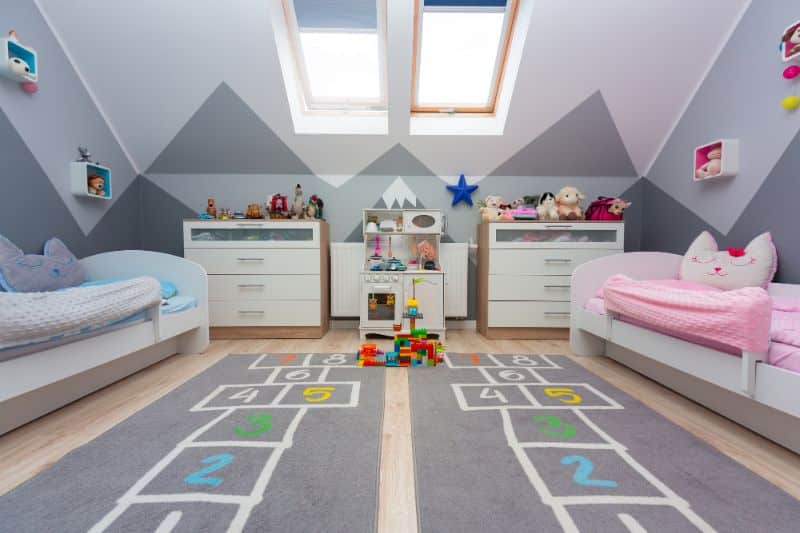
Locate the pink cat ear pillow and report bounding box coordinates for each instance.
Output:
[679,231,777,290]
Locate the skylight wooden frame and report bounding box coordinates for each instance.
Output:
[282,0,389,112]
[411,0,519,115]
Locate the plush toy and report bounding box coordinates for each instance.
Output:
[536,192,558,221]
[555,187,585,220]
[478,195,504,222]
[87,174,106,196]
[783,23,800,59]
[695,146,722,179]
[291,183,305,219]
[305,194,324,219]
[585,196,631,220]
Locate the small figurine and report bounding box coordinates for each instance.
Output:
[87,174,105,196]
[77,146,93,163]
[555,186,586,220]
[246,203,264,219]
[305,194,324,219]
[268,194,289,219]
[291,183,305,219]
[206,198,217,218]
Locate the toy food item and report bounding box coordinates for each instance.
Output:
[555,186,585,220]
[87,174,105,196]
[536,192,558,221]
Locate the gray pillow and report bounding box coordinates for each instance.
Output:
[0,235,86,292]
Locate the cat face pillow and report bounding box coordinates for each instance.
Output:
[679,231,777,290]
[0,235,86,292]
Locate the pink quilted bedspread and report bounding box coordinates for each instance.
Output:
[601,276,773,354]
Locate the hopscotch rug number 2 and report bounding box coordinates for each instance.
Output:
[0,353,383,533]
[409,354,800,533]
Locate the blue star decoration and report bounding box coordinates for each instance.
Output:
[446,174,479,206]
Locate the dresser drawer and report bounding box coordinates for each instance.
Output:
[210,300,321,326]
[208,275,320,301]
[488,301,571,328]
[489,222,624,249]
[489,249,618,276]
[186,249,320,275]
[489,275,571,301]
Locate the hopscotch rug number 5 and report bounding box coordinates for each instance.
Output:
[409,354,800,533]
[0,353,383,533]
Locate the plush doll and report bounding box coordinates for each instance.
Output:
[783,23,800,59]
[536,192,559,221]
[87,174,106,196]
[555,187,586,220]
[291,184,305,219]
[478,195,504,222]
[695,147,722,179]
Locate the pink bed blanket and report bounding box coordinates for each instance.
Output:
[601,275,772,354]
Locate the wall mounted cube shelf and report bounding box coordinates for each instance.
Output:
[71,162,112,200]
[694,139,739,181]
[0,36,37,83]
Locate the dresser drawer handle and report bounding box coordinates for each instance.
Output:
[237,257,264,262]
[544,258,572,263]
[544,285,570,289]
[544,311,571,317]
[236,223,264,227]
[238,310,265,315]
[544,225,573,229]
[238,284,265,289]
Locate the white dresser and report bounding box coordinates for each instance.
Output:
[183,219,329,339]
[477,221,624,339]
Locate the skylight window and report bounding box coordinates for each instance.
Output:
[412,0,518,113]
[284,0,387,110]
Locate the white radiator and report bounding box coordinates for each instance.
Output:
[329,242,469,318]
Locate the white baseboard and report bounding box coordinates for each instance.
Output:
[328,319,476,330]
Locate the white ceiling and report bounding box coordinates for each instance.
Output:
[36,0,750,182]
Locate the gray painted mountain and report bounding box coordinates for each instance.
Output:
[489,91,637,177]
[0,106,140,257]
[146,83,314,175]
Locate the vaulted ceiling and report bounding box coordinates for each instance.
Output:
[35,0,750,182]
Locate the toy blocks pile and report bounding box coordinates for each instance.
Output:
[357,330,445,368]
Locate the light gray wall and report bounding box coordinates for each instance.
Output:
[0,2,138,237]
[644,1,800,283]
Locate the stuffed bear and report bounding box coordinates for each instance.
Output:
[555,186,585,220]
[536,192,559,221]
[87,174,106,196]
[479,195,504,222]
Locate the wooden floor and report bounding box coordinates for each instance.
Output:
[2,329,800,532]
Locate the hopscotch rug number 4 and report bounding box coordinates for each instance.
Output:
[409,353,800,533]
[0,353,383,533]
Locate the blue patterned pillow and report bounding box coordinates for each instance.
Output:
[0,236,86,292]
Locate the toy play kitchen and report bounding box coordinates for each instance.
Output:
[359,209,445,340]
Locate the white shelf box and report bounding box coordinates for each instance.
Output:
[71,162,112,200]
[693,139,738,181]
[0,37,37,83]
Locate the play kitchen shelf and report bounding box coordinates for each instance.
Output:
[359,208,446,339]
[477,220,624,339]
[183,219,329,339]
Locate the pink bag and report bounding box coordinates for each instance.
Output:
[585,197,623,221]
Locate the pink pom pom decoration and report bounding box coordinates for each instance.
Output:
[783,65,800,80]
[20,81,38,94]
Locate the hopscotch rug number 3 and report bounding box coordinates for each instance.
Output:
[409,354,800,533]
[0,353,383,533]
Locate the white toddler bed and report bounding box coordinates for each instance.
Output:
[570,252,800,454]
[0,250,209,435]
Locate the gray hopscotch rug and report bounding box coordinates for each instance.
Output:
[410,353,800,533]
[0,353,383,533]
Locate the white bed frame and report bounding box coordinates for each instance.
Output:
[570,252,800,454]
[0,251,209,435]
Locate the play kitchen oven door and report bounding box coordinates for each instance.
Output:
[361,275,403,329]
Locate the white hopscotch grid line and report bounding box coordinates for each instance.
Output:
[89,353,361,533]
[453,358,717,533]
